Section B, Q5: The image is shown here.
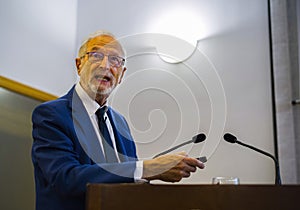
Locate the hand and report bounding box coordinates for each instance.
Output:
[142,152,205,182]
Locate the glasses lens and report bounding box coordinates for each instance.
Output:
[109,56,123,67]
[87,52,124,67]
[88,52,104,62]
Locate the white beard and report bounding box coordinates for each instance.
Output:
[89,78,117,97]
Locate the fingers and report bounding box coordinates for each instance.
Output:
[142,152,205,182]
[183,156,205,169]
[165,154,205,181]
[174,152,205,168]
[177,158,203,175]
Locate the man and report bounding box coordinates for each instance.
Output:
[31,31,205,210]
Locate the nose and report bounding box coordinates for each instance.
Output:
[98,55,110,70]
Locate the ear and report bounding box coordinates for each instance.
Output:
[75,58,82,74]
[118,67,127,84]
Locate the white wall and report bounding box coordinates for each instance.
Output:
[77,0,276,184]
[0,0,78,96]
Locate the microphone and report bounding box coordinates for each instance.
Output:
[223,133,281,185]
[153,133,206,158]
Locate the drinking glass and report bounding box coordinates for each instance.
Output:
[212,177,240,185]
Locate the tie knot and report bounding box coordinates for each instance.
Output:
[96,106,108,119]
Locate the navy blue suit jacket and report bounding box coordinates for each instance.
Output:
[31,87,138,210]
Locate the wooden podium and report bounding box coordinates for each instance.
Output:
[86,183,300,210]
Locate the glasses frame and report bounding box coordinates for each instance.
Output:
[82,51,125,67]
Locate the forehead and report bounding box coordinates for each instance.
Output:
[86,35,124,55]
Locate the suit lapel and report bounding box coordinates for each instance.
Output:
[107,108,138,162]
[65,86,136,163]
[67,87,106,163]
[106,109,128,162]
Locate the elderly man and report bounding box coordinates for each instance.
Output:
[31,31,205,210]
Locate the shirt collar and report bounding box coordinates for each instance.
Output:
[75,83,107,116]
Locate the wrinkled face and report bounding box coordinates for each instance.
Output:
[76,35,126,101]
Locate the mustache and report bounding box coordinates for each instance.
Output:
[92,71,114,81]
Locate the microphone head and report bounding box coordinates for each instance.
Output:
[223,133,237,143]
[193,133,206,143]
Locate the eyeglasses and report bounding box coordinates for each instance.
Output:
[83,52,125,67]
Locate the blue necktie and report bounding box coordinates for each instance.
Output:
[95,106,118,163]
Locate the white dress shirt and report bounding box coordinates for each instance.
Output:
[75,83,143,180]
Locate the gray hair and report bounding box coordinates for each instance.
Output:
[78,30,125,57]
